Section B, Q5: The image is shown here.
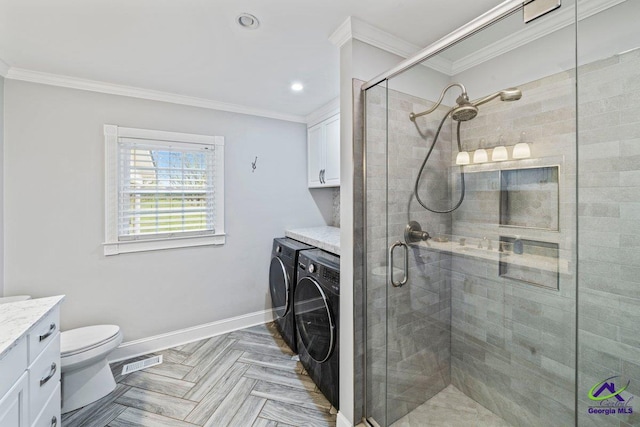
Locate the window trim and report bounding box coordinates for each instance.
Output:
[104,124,225,255]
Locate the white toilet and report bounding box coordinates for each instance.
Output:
[61,325,123,413]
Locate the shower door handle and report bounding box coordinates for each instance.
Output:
[388,241,408,287]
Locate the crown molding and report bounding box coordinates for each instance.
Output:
[305,97,340,127]
[450,0,628,74]
[5,68,307,123]
[0,58,9,77]
[329,16,453,76]
[329,17,353,48]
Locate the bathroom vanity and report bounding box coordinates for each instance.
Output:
[0,296,64,427]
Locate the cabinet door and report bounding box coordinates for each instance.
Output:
[323,115,340,186]
[308,124,324,187]
[0,372,29,427]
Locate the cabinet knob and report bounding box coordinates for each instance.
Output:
[51,416,58,427]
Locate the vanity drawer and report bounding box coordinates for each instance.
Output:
[32,383,60,427]
[28,307,60,364]
[29,333,60,425]
[0,337,28,398]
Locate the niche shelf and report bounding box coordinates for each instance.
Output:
[498,237,559,290]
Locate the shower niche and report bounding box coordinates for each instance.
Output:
[499,166,559,231]
[498,236,560,290]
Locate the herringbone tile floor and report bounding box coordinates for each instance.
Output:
[62,322,336,427]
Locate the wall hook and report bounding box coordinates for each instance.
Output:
[251,156,258,173]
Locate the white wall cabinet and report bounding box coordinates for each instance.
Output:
[308,114,340,188]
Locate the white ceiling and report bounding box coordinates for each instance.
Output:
[0,0,505,119]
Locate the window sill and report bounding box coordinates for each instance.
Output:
[103,234,226,256]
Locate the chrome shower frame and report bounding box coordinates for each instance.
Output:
[361,0,527,90]
[360,0,539,425]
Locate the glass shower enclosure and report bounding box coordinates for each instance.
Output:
[362,0,640,426]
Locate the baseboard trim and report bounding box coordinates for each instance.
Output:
[109,309,275,362]
[337,411,354,427]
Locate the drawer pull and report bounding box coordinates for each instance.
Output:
[39,323,57,341]
[51,416,58,427]
[40,362,57,386]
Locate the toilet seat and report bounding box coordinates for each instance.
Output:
[62,325,121,357]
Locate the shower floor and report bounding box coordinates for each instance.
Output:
[390,384,511,427]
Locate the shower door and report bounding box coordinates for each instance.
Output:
[364,1,580,426]
[365,76,455,426]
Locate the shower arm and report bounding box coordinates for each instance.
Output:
[409,82,468,121]
[470,92,502,107]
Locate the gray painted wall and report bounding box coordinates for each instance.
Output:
[3,80,331,342]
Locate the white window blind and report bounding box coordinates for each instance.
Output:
[104,125,225,255]
[118,139,217,240]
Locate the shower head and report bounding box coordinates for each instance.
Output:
[471,88,522,107]
[410,84,522,122]
[500,88,522,101]
[450,94,478,122]
[450,103,478,122]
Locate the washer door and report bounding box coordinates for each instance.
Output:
[269,257,290,318]
[294,277,335,363]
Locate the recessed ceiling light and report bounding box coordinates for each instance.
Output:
[237,13,260,30]
[291,82,304,92]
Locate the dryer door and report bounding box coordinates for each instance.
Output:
[269,257,290,318]
[294,277,335,363]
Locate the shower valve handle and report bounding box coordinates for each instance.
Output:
[404,221,431,244]
[410,230,430,241]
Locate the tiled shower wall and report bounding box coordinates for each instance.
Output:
[444,48,640,427]
[363,48,639,427]
[332,188,340,227]
[576,48,640,427]
[448,68,578,427]
[365,84,453,425]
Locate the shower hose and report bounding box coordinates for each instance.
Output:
[413,109,466,214]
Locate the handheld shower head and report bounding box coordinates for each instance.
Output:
[499,88,522,101]
[471,88,522,107]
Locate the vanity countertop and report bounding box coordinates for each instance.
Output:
[0,295,65,360]
[285,226,340,255]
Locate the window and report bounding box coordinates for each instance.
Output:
[104,125,224,255]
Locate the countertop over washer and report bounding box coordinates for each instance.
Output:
[285,226,340,255]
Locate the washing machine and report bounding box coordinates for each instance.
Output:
[294,249,340,409]
[269,237,314,353]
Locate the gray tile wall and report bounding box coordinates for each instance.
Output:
[332,188,340,228]
[361,19,639,427]
[576,48,640,427]
[448,69,578,427]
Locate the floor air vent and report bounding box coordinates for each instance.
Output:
[121,355,163,375]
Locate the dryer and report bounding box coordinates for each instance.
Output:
[269,237,314,353]
[294,249,340,409]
